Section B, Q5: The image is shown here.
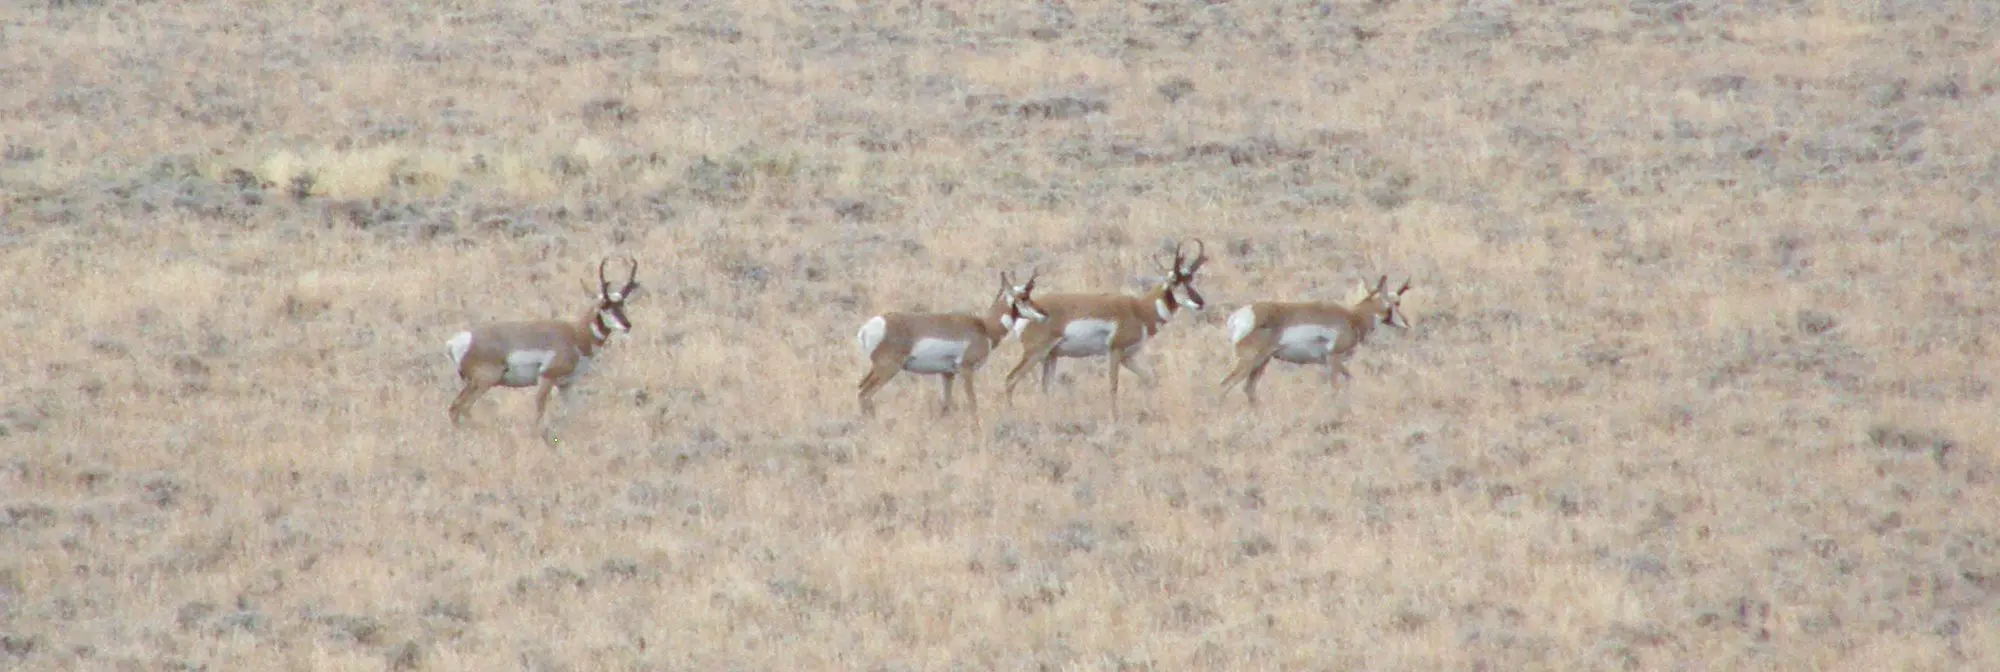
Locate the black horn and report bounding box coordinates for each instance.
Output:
[620,256,640,295]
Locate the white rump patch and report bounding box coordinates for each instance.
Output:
[502,349,558,387]
[857,316,888,356]
[1226,306,1257,345]
[904,337,969,374]
[446,331,474,366]
[1054,319,1118,357]
[1274,324,1344,364]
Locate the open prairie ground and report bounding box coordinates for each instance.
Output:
[4,0,1999,669]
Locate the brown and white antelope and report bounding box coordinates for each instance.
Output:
[446,256,642,442]
[1002,239,1210,417]
[855,269,1049,418]
[1218,275,1411,405]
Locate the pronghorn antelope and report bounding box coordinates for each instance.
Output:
[855,269,1049,418]
[446,256,642,442]
[1218,275,1411,405]
[1002,239,1210,417]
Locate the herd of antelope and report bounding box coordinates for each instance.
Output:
[443,240,1413,442]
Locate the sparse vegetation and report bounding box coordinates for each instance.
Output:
[3,0,1997,669]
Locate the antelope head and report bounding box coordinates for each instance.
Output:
[1155,238,1210,311]
[590,256,643,338]
[995,267,1049,333]
[1361,275,1412,329]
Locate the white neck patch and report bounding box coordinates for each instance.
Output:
[1155,298,1173,321]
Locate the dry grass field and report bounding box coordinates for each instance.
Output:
[4,0,1998,669]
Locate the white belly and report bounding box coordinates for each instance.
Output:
[502,349,558,387]
[1273,325,1341,363]
[1053,319,1118,357]
[904,338,970,374]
